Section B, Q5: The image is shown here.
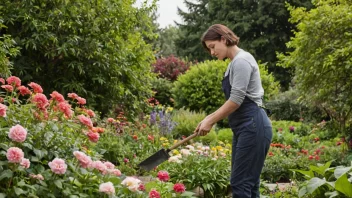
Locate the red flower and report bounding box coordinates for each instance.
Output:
[148,135,154,141]
[157,170,170,182]
[138,183,145,191]
[308,155,313,160]
[132,135,138,141]
[123,158,129,163]
[149,189,160,198]
[173,183,186,193]
[268,152,274,157]
[315,155,320,161]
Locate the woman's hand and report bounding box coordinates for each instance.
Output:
[194,117,214,136]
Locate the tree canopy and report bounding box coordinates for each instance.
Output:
[175,0,313,88]
[278,0,352,133]
[0,0,158,116]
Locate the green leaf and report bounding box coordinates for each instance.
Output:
[0,169,13,181]
[306,177,327,194]
[33,148,48,160]
[298,186,308,198]
[0,143,8,150]
[325,191,339,198]
[334,166,352,178]
[14,187,25,196]
[335,173,352,197]
[54,180,63,189]
[290,169,314,179]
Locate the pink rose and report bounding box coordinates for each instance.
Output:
[0,78,4,84]
[48,158,67,174]
[99,182,115,195]
[157,170,170,182]
[18,86,32,96]
[149,189,161,198]
[110,169,121,176]
[0,103,7,117]
[28,82,43,93]
[1,85,14,92]
[73,151,92,168]
[77,115,93,128]
[67,93,78,100]
[6,76,21,87]
[29,173,44,180]
[76,97,86,105]
[8,124,27,143]
[6,147,24,163]
[32,93,49,109]
[103,161,115,169]
[50,91,65,102]
[173,183,186,193]
[87,131,99,143]
[107,118,114,123]
[57,102,73,118]
[91,161,107,174]
[20,158,30,169]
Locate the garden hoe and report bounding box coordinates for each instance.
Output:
[138,133,198,171]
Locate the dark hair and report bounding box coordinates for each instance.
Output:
[201,24,240,53]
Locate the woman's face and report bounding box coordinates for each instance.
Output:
[205,38,228,60]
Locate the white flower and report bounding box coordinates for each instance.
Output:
[121,177,141,192]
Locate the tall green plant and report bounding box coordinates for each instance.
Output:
[0,19,20,76]
[0,0,157,116]
[277,0,352,135]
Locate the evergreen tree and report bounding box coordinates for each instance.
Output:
[175,0,313,89]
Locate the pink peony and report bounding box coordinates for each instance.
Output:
[28,82,43,93]
[77,115,93,128]
[50,91,65,102]
[17,86,32,96]
[0,103,7,117]
[32,93,49,109]
[138,183,145,191]
[48,158,67,174]
[73,151,92,168]
[1,85,14,92]
[57,102,73,118]
[99,182,115,195]
[110,169,121,176]
[6,147,24,163]
[91,161,107,174]
[67,93,78,100]
[76,97,86,105]
[8,124,27,143]
[20,158,30,169]
[149,189,161,198]
[6,76,21,87]
[87,131,99,143]
[173,183,186,193]
[103,161,115,169]
[0,78,4,84]
[157,170,170,182]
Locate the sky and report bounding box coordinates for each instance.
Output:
[135,0,189,28]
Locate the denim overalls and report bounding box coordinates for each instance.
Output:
[222,74,272,198]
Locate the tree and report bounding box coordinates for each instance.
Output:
[175,0,313,89]
[154,25,181,58]
[0,0,158,116]
[278,0,352,135]
[0,19,20,76]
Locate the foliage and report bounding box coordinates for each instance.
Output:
[158,142,231,198]
[291,161,352,198]
[151,77,174,106]
[172,59,228,114]
[0,0,157,116]
[175,0,313,88]
[217,128,233,144]
[170,108,206,138]
[152,55,192,82]
[277,0,352,135]
[0,19,20,77]
[172,59,280,116]
[154,25,181,58]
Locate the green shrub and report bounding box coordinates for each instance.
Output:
[197,130,217,145]
[172,60,228,114]
[217,128,233,144]
[151,78,174,106]
[172,60,281,116]
[171,108,206,137]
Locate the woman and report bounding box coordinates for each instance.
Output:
[194,24,272,198]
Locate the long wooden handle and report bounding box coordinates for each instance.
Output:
[169,133,198,150]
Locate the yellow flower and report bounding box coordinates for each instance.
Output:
[166,107,173,113]
[173,150,179,155]
[174,140,178,144]
[211,147,217,151]
[216,146,223,150]
[162,143,170,147]
[160,137,167,141]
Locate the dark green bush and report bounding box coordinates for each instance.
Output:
[151,77,174,106]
